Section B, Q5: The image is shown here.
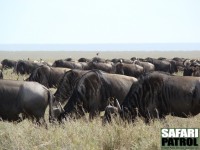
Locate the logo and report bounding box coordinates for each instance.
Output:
[161,128,199,149]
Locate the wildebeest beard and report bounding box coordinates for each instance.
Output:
[58,70,112,121]
[120,73,165,122]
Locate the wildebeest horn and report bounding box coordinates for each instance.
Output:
[58,102,65,113]
[114,99,121,112]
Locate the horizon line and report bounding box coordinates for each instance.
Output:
[0,43,200,51]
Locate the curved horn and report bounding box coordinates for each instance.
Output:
[114,99,121,112]
[58,102,65,113]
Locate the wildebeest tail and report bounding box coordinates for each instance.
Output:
[48,90,54,123]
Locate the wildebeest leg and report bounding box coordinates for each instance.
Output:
[13,113,27,123]
[28,115,47,128]
[8,115,24,123]
[89,110,100,120]
[103,107,112,124]
[23,109,47,128]
[144,117,151,125]
[159,115,169,128]
[36,117,48,129]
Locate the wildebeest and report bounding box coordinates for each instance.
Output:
[134,60,155,73]
[145,58,178,74]
[54,69,89,105]
[52,59,83,69]
[87,61,115,73]
[0,80,52,125]
[49,70,137,122]
[78,58,91,62]
[183,59,192,67]
[184,66,200,77]
[50,70,90,122]
[65,58,74,61]
[92,57,106,63]
[26,65,71,88]
[0,70,3,79]
[103,71,200,123]
[183,66,194,76]
[111,58,133,64]
[115,62,144,78]
[14,60,46,75]
[1,59,17,69]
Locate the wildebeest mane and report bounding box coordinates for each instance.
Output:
[139,71,173,79]
[27,65,46,80]
[60,69,111,117]
[121,71,166,120]
[54,70,84,104]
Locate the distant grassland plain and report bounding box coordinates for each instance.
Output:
[0,51,200,150]
[0,51,200,61]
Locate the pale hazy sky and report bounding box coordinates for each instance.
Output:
[0,0,200,44]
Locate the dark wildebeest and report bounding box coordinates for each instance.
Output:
[87,61,115,73]
[53,70,89,105]
[103,71,200,124]
[1,59,17,69]
[111,58,133,64]
[52,59,83,69]
[65,58,74,61]
[172,57,185,67]
[0,80,52,125]
[0,70,3,79]
[184,66,200,77]
[14,60,45,75]
[78,58,91,62]
[183,59,191,67]
[157,57,167,60]
[26,65,71,88]
[183,66,194,76]
[49,70,137,122]
[92,57,106,63]
[115,63,144,78]
[145,58,178,74]
[172,57,186,71]
[134,60,155,73]
[50,70,90,121]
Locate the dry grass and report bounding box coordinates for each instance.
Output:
[0,69,200,150]
[0,116,199,150]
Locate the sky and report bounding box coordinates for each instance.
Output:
[0,0,200,50]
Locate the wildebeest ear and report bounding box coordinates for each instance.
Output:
[114,99,121,112]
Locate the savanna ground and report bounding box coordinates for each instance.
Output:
[0,51,200,150]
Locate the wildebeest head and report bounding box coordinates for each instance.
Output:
[51,70,87,122]
[102,98,122,124]
[169,60,178,74]
[26,65,50,87]
[15,60,41,75]
[52,60,63,67]
[49,95,65,123]
[183,66,195,76]
[115,63,124,75]
[15,61,26,74]
[1,59,17,70]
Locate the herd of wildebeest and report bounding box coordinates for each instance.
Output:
[0,56,200,126]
